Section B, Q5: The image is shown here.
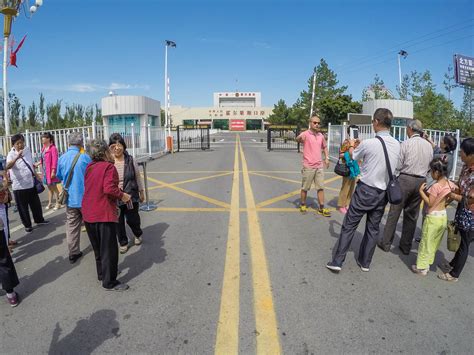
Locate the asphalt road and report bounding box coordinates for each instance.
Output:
[1,132,472,354]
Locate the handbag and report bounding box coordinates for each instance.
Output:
[454,197,473,231]
[447,221,461,252]
[58,152,82,205]
[22,158,45,194]
[376,136,402,205]
[0,189,12,204]
[334,158,350,177]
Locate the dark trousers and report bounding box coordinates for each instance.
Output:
[85,222,119,289]
[117,202,143,247]
[0,230,19,292]
[449,229,473,278]
[380,174,425,253]
[332,182,388,268]
[13,187,45,229]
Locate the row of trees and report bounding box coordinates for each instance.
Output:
[268,59,473,136]
[0,92,103,135]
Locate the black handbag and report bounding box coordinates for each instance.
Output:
[58,152,82,205]
[334,158,350,177]
[376,136,402,205]
[22,157,45,194]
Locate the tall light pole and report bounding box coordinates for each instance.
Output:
[1,0,43,137]
[397,49,408,89]
[309,67,316,119]
[164,40,176,148]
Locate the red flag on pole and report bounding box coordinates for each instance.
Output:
[10,34,27,67]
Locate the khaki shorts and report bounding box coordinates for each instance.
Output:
[301,167,324,191]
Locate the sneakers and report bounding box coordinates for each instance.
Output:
[69,252,83,264]
[134,236,142,246]
[326,261,342,272]
[317,208,331,217]
[338,207,347,214]
[411,265,428,276]
[104,282,130,291]
[25,227,33,233]
[357,261,370,272]
[299,204,308,213]
[6,292,19,307]
[36,220,50,226]
[438,273,458,282]
[119,245,129,254]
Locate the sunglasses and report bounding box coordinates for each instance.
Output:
[311,121,321,124]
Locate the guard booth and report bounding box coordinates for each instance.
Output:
[176,125,210,152]
[267,125,300,152]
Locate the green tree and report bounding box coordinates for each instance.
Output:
[362,74,394,101]
[267,99,291,124]
[443,65,456,101]
[27,101,39,129]
[46,100,63,129]
[9,93,21,133]
[39,93,46,129]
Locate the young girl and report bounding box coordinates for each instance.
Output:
[412,157,453,276]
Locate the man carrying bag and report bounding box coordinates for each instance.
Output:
[56,132,91,264]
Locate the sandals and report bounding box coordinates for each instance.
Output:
[438,273,458,282]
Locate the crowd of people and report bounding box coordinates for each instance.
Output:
[1,110,473,309]
[0,132,145,307]
[296,108,473,280]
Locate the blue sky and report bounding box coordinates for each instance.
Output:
[8,0,474,112]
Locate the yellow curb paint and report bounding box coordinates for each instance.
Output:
[215,135,240,354]
[145,175,231,209]
[148,172,233,191]
[156,207,229,212]
[239,137,281,354]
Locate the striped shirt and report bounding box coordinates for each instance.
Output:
[114,158,144,191]
[396,134,433,177]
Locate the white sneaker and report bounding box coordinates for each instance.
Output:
[134,236,142,246]
[119,245,128,254]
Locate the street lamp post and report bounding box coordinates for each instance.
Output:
[1,0,43,137]
[397,49,408,89]
[309,67,316,119]
[164,40,176,151]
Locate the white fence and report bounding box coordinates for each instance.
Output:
[327,122,461,180]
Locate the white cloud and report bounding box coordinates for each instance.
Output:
[18,81,150,93]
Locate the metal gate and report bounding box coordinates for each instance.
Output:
[176,125,210,152]
[267,125,300,152]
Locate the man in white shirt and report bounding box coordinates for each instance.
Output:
[6,134,48,233]
[327,108,400,272]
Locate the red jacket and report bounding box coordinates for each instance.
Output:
[82,161,124,223]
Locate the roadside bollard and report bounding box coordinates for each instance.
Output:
[138,160,157,211]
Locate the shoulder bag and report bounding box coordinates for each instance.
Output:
[58,152,82,205]
[376,136,402,205]
[21,157,45,194]
[334,158,350,177]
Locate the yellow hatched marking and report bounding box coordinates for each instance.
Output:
[156,207,228,212]
[145,175,231,209]
[215,135,240,354]
[257,207,337,213]
[239,137,281,354]
[147,170,233,174]
[149,172,233,190]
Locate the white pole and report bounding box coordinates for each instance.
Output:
[3,36,10,136]
[397,54,402,89]
[131,122,136,158]
[164,44,169,147]
[147,123,152,157]
[451,129,461,180]
[310,71,316,119]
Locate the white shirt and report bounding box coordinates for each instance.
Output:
[353,131,401,191]
[396,134,433,177]
[7,146,35,190]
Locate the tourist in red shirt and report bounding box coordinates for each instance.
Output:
[82,139,131,291]
[296,115,331,217]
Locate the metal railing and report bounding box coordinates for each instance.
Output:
[327,122,461,180]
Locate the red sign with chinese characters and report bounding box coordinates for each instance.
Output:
[230,119,245,131]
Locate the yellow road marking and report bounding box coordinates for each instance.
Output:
[145,175,231,209]
[250,171,301,184]
[147,171,233,173]
[156,207,228,212]
[149,172,233,190]
[239,136,281,354]
[215,135,241,354]
[257,207,336,213]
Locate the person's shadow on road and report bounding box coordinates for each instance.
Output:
[118,223,168,284]
[48,309,120,354]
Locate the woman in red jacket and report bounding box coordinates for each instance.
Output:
[82,139,131,291]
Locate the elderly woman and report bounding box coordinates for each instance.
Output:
[6,134,48,233]
[425,134,458,178]
[109,133,145,254]
[438,138,474,282]
[82,139,131,291]
[39,132,62,210]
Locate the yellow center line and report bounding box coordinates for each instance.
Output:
[148,172,233,190]
[146,170,233,173]
[145,175,231,209]
[215,135,240,354]
[239,136,281,354]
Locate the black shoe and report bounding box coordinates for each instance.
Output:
[326,261,342,272]
[25,227,33,233]
[69,252,83,264]
[104,282,129,292]
[415,237,421,243]
[398,246,410,255]
[377,243,390,252]
[36,220,50,225]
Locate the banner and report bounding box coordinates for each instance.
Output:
[454,54,474,85]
